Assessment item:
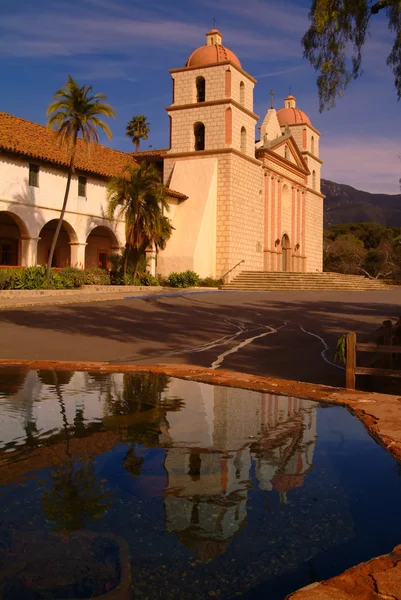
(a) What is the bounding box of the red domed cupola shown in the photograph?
[185,29,242,69]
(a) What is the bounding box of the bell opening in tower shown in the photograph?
[194,122,205,151]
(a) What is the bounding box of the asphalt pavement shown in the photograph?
[1,289,400,386]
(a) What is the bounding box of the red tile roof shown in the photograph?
[131,148,169,157]
[0,111,187,199]
[0,111,137,178]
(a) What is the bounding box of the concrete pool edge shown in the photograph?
[1,359,401,599]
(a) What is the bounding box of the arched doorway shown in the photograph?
[281,234,291,272]
[85,226,119,269]
[38,220,77,268]
[0,211,27,266]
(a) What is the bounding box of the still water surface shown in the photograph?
[0,369,401,599]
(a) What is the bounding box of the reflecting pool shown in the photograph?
[0,369,401,599]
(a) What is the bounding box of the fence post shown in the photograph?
[346,332,356,390]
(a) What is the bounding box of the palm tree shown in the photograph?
[46,75,115,278]
[107,161,173,282]
[125,115,150,152]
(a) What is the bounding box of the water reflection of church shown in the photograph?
[160,380,317,560]
[0,370,317,562]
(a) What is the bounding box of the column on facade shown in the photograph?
[70,242,87,269]
[296,189,301,272]
[301,192,306,272]
[21,237,40,267]
[277,178,282,271]
[263,171,270,271]
[291,186,296,272]
[270,176,276,271]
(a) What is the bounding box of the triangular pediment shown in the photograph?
[256,134,309,174]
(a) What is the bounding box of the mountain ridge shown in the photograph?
[322,179,401,227]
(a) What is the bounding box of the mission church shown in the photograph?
[0,28,323,279]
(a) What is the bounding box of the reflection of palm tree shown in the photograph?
[123,445,144,477]
[42,458,112,534]
[105,372,171,417]
[41,371,112,534]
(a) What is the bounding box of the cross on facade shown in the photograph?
[270,89,274,109]
[213,17,217,28]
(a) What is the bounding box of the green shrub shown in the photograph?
[58,267,86,289]
[156,274,168,287]
[139,272,159,286]
[167,270,200,288]
[0,269,15,290]
[83,267,111,286]
[198,276,223,288]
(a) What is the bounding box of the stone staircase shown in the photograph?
[221,271,393,291]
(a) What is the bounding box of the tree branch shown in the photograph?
[371,0,393,15]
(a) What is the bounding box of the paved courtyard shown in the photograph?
[1,289,401,387]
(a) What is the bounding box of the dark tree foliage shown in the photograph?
[303,0,401,110]
[324,222,401,277]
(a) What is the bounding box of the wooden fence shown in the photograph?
[346,319,401,389]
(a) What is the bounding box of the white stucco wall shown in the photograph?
[0,154,125,267]
[158,157,217,277]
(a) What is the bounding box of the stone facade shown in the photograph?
[0,27,324,277]
[158,29,324,279]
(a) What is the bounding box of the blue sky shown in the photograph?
[1,0,400,193]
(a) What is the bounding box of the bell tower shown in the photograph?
[166,29,258,158]
[160,29,264,282]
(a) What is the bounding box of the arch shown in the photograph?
[85,225,119,269]
[225,108,232,144]
[282,184,290,211]
[311,135,315,154]
[241,126,247,153]
[312,170,316,190]
[0,211,28,266]
[302,128,307,150]
[37,219,77,268]
[239,81,245,105]
[196,76,206,103]
[194,122,205,151]
[225,69,231,98]
[281,234,291,272]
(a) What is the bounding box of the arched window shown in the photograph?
[311,135,315,155]
[196,76,206,103]
[312,170,316,190]
[194,122,205,151]
[241,126,247,153]
[302,128,307,150]
[240,81,245,105]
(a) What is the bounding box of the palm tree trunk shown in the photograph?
[135,140,139,152]
[46,149,76,279]
[123,246,128,285]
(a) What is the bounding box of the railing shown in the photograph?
[221,259,245,281]
[345,319,401,388]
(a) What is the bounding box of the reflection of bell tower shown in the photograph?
[163,447,249,561]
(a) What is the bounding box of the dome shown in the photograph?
[277,95,311,126]
[186,29,242,69]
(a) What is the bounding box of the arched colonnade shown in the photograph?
[0,211,122,268]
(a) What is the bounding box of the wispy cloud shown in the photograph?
[199,0,308,34]
[255,65,308,79]
[0,6,304,61]
[321,136,401,194]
